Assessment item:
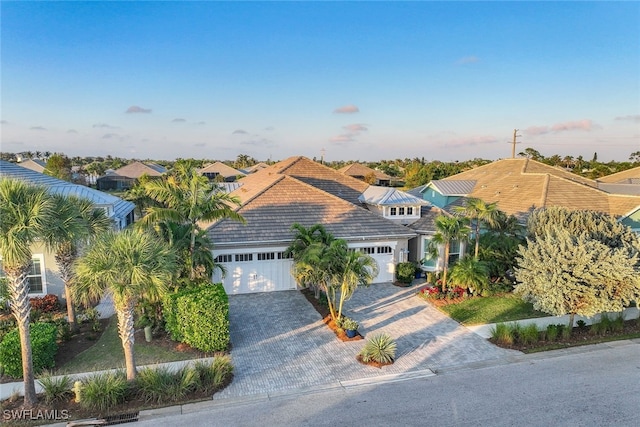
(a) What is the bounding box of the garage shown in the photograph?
[213,241,397,295]
[212,248,297,295]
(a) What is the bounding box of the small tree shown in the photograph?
[514,226,640,333]
[453,198,499,259]
[432,215,471,292]
[448,256,489,295]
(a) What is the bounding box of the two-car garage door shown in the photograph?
[213,242,398,295]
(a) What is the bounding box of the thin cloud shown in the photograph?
[67,129,78,134]
[524,119,595,136]
[615,114,640,122]
[93,123,118,129]
[0,120,7,124]
[30,126,46,131]
[102,133,119,139]
[456,55,480,65]
[446,135,499,148]
[126,105,152,114]
[264,126,275,131]
[240,138,275,147]
[196,121,206,125]
[232,129,249,135]
[343,123,368,133]
[329,134,356,143]
[194,143,206,147]
[172,118,186,123]
[333,104,359,114]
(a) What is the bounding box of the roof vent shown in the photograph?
[495,191,501,195]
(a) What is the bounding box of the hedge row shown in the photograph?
[0,322,58,378]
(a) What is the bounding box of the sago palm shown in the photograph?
[74,227,177,380]
[0,178,55,407]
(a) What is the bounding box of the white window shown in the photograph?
[359,247,376,255]
[377,246,392,254]
[235,254,253,262]
[257,252,275,261]
[277,252,293,260]
[448,240,462,265]
[215,254,232,263]
[407,207,413,215]
[399,207,405,215]
[0,254,46,295]
[390,207,397,216]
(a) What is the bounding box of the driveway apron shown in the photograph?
[215,283,520,399]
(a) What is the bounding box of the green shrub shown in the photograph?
[519,324,540,345]
[491,323,514,346]
[576,320,587,330]
[0,317,16,342]
[611,312,625,332]
[546,324,559,341]
[163,282,230,352]
[81,372,129,411]
[396,262,416,284]
[54,318,72,342]
[359,333,396,364]
[0,322,58,378]
[341,317,359,331]
[599,313,612,333]
[193,355,234,393]
[38,372,73,404]
[136,366,198,404]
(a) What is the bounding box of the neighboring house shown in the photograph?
[199,162,246,182]
[96,161,166,191]
[0,160,135,298]
[17,158,46,173]
[239,162,269,174]
[338,163,394,186]
[205,156,417,295]
[358,186,428,225]
[419,158,640,222]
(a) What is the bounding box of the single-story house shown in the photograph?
[0,160,135,298]
[16,158,46,173]
[96,161,166,191]
[339,163,395,186]
[205,156,420,294]
[199,162,245,182]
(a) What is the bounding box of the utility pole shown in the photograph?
[511,129,521,158]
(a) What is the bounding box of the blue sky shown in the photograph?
[1,1,639,162]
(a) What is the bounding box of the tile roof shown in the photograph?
[407,205,450,234]
[207,175,416,246]
[440,158,640,219]
[597,183,640,196]
[338,163,393,181]
[358,186,429,206]
[199,162,245,178]
[113,161,166,178]
[0,160,134,223]
[597,166,640,184]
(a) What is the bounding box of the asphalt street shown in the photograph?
[135,340,640,427]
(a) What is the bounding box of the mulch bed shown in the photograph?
[300,288,363,342]
[355,354,393,369]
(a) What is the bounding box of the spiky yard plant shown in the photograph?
[38,372,73,404]
[80,372,129,411]
[359,333,397,364]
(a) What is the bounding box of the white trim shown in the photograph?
[0,253,47,296]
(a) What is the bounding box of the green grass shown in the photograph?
[59,317,202,374]
[438,294,548,325]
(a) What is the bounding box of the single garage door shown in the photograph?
[213,250,297,295]
[354,245,395,283]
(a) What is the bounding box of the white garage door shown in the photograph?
[350,244,396,283]
[212,250,297,295]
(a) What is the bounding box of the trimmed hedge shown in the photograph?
[0,322,58,378]
[163,282,230,352]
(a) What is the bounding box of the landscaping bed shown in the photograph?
[301,288,363,341]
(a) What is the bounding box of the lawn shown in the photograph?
[59,316,210,374]
[437,294,548,325]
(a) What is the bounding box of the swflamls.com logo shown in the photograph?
[2,409,70,421]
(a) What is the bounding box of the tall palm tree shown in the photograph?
[42,194,112,330]
[286,223,334,298]
[0,178,54,407]
[334,247,379,321]
[74,228,177,380]
[432,215,471,292]
[454,198,499,259]
[138,161,244,279]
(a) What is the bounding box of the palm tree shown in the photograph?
[0,178,54,407]
[432,215,471,292]
[42,194,112,330]
[286,223,334,298]
[138,160,244,279]
[334,247,379,321]
[448,256,489,295]
[453,198,499,259]
[74,228,177,380]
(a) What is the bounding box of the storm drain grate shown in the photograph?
[102,412,139,425]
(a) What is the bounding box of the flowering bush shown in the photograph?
[419,285,467,301]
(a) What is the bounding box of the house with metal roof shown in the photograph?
[16,158,47,173]
[205,156,420,294]
[358,186,429,225]
[0,160,135,298]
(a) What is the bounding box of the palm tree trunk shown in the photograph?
[5,265,38,407]
[442,243,450,292]
[116,301,137,381]
[189,224,197,279]
[56,244,78,330]
[64,284,77,331]
[474,221,480,259]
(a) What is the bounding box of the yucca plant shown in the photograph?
[136,366,198,403]
[359,333,396,364]
[81,372,129,411]
[38,372,73,404]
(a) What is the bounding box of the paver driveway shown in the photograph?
[215,283,520,399]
